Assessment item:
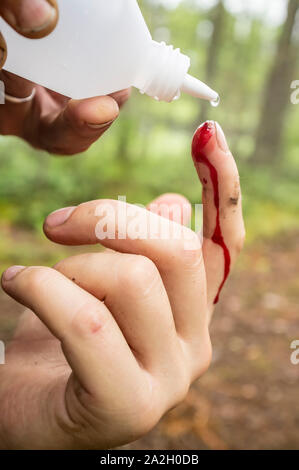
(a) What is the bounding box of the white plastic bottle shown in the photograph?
[0,0,219,104]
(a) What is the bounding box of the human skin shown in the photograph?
[0,0,130,155]
[0,122,245,449]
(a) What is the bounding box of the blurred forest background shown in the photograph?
[0,0,299,450]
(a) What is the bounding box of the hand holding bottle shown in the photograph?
[0,0,130,155]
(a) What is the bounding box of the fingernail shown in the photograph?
[46,206,76,228]
[0,47,6,69]
[215,122,229,153]
[110,88,131,107]
[2,266,25,282]
[6,0,57,34]
[87,120,114,130]
[0,35,7,69]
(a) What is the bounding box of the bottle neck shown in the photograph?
[134,40,190,103]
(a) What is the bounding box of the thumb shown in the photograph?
[0,0,58,41]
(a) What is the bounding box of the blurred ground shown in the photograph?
[0,229,299,450]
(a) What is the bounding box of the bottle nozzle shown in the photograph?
[181,74,219,105]
[135,41,220,104]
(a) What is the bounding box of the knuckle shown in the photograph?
[54,253,95,276]
[123,380,161,438]
[189,331,213,379]
[199,341,213,375]
[70,301,107,339]
[128,416,158,440]
[176,245,202,272]
[118,255,160,297]
[173,374,191,406]
[23,266,54,292]
[195,341,213,378]
[166,349,191,408]
[131,399,160,437]
[180,245,203,270]
[162,230,202,271]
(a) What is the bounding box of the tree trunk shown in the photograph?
[252,0,299,165]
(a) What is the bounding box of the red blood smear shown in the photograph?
[192,122,231,304]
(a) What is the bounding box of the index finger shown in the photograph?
[44,200,208,340]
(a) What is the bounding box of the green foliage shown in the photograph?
[0,0,298,259]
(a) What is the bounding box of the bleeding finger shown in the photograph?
[192,120,245,308]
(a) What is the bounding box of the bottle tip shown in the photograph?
[181,74,219,103]
[210,95,220,107]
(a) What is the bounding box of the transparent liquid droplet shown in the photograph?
[210,95,220,108]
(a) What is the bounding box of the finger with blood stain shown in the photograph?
[192,121,245,308]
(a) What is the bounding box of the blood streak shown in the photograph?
[192,121,231,304]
